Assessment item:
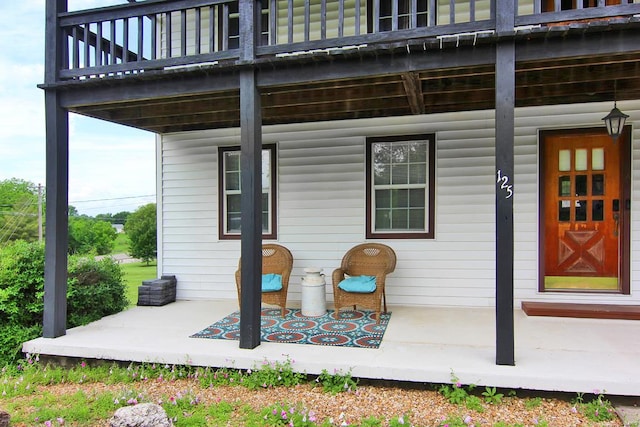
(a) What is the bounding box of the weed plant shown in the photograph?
[1,358,623,426]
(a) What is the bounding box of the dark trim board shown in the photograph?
[521,302,640,320]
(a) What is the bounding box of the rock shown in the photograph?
[109,403,173,427]
[0,410,10,427]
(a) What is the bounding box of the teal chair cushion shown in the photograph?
[338,275,376,293]
[262,273,283,292]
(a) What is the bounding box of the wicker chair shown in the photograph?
[332,243,397,324]
[235,244,293,317]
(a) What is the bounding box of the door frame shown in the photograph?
[538,126,632,294]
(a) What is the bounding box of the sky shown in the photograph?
[0,0,156,216]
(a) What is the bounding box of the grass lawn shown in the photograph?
[120,261,157,307]
[112,232,130,254]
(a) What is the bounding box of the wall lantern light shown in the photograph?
[602,82,629,142]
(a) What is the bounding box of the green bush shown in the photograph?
[0,241,126,366]
[67,256,127,327]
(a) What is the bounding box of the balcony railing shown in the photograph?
[56,0,639,81]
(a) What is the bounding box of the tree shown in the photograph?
[125,203,157,264]
[68,216,117,255]
[0,178,40,245]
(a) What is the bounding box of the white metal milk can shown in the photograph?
[301,267,326,317]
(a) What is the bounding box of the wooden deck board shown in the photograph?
[521,301,640,320]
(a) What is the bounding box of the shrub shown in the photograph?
[0,241,126,366]
[67,255,127,327]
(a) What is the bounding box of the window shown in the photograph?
[366,134,435,239]
[218,144,277,240]
[368,0,429,32]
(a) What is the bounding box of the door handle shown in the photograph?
[613,212,620,237]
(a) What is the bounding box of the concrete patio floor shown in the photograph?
[22,299,640,397]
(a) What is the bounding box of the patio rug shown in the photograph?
[190,308,391,349]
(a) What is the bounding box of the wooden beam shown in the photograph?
[495,0,515,367]
[401,72,425,115]
[43,0,70,339]
[239,0,262,350]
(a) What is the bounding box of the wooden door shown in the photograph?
[540,128,630,292]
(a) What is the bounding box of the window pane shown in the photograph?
[558,176,571,197]
[559,200,570,221]
[391,164,408,185]
[558,150,571,171]
[592,148,604,170]
[408,141,427,162]
[391,209,408,229]
[224,151,240,171]
[409,163,426,184]
[394,189,409,208]
[575,200,587,221]
[226,171,240,191]
[374,163,391,185]
[227,194,241,232]
[592,200,604,221]
[227,194,241,212]
[575,149,587,171]
[262,151,271,191]
[409,188,425,207]
[592,174,604,196]
[575,175,587,196]
[373,143,392,185]
[375,209,391,230]
[408,209,425,229]
[376,190,391,208]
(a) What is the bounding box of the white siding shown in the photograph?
[159,100,640,308]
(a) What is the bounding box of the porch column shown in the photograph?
[239,0,263,349]
[43,0,70,338]
[494,0,515,365]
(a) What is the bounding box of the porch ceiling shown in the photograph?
[62,24,640,134]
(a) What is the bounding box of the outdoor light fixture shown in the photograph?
[602,82,629,142]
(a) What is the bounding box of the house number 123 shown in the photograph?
[496,169,513,199]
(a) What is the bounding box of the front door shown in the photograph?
[540,128,630,293]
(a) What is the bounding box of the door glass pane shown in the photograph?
[592,200,604,221]
[559,201,570,221]
[592,174,604,196]
[558,176,571,196]
[575,200,587,221]
[592,148,604,170]
[558,150,571,171]
[575,149,587,171]
[575,175,587,196]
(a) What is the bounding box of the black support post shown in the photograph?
[238,0,263,349]
[495,0,516,366]
[43,0,70,338]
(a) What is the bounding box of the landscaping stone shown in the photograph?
[109,403,173,427]
[0,410,10,427]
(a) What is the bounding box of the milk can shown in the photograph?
[301,267,326,317]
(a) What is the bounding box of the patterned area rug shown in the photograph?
[190,308,391,349]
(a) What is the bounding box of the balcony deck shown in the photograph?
[45,0,640,133]
[22,299,640,397]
